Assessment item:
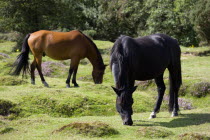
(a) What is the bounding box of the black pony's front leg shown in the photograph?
[149,74,166,119]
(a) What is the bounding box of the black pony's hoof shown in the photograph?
[74,84,79,87]
[171,112,178,117]
[66,84,70,88]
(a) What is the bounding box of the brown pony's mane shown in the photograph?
[78,31,105,70]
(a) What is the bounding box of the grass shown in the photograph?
[0,41,210,139]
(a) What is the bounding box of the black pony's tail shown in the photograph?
[11,34,31,77]
[168,39,182,112]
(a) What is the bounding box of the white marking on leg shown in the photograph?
[149,112,156,119]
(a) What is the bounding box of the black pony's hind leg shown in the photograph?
[149,74,166,119]
[168,64,181,117]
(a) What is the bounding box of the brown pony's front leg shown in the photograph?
[72,65,79,87]
[35,55,49,87]
[66,58,80,88]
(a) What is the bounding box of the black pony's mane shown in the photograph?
[110,36,128,89]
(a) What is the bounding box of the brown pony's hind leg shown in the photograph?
[35,55,49,87]
[66,58,80,88]
[31,59,36,85]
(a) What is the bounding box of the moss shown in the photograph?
[0,127,15,134]
[19,94,115,117]
[137,127,173,138]
[178,133,210,140]
[0,99,21,118]
[54,121,119,137]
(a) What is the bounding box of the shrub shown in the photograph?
[191,82,210,98]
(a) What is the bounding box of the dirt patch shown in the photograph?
[53,121,119,137]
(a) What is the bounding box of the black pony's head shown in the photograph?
[112,86,137,126]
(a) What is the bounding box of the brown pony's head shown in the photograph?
[92,65,106,84]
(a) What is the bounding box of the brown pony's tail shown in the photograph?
[11,34,31,77]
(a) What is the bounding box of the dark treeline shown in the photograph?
[0,0,210,48]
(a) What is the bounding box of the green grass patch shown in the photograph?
[54,121,119,137]
[0,41,210,139]
[0,76,28,86]
[178,133,210,140]
[137,126,173,138]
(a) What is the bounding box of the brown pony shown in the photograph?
[12,30,106,87]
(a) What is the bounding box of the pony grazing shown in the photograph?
[110,34,182,126]
[12,30,106,87]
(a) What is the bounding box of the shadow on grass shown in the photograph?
[133,113,210,128]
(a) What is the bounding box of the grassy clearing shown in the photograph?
[0,41,210,139]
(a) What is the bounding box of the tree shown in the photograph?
[190,0,210,45]
[144,0,198,46]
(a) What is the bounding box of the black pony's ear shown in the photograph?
[111,86,120,96]
[130,86,138,94]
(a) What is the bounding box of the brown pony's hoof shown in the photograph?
[42,81,49,87]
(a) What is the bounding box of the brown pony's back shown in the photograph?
[28,30,88,60]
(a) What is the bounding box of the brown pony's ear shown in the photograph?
[111,86,121,96]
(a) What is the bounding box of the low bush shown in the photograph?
[191,82,210,98]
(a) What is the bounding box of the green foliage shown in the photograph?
[190,0,210,45]
[55,121,119,137]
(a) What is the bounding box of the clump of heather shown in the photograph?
[191,82,210,98]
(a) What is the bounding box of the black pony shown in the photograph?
[110,34,182,126]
